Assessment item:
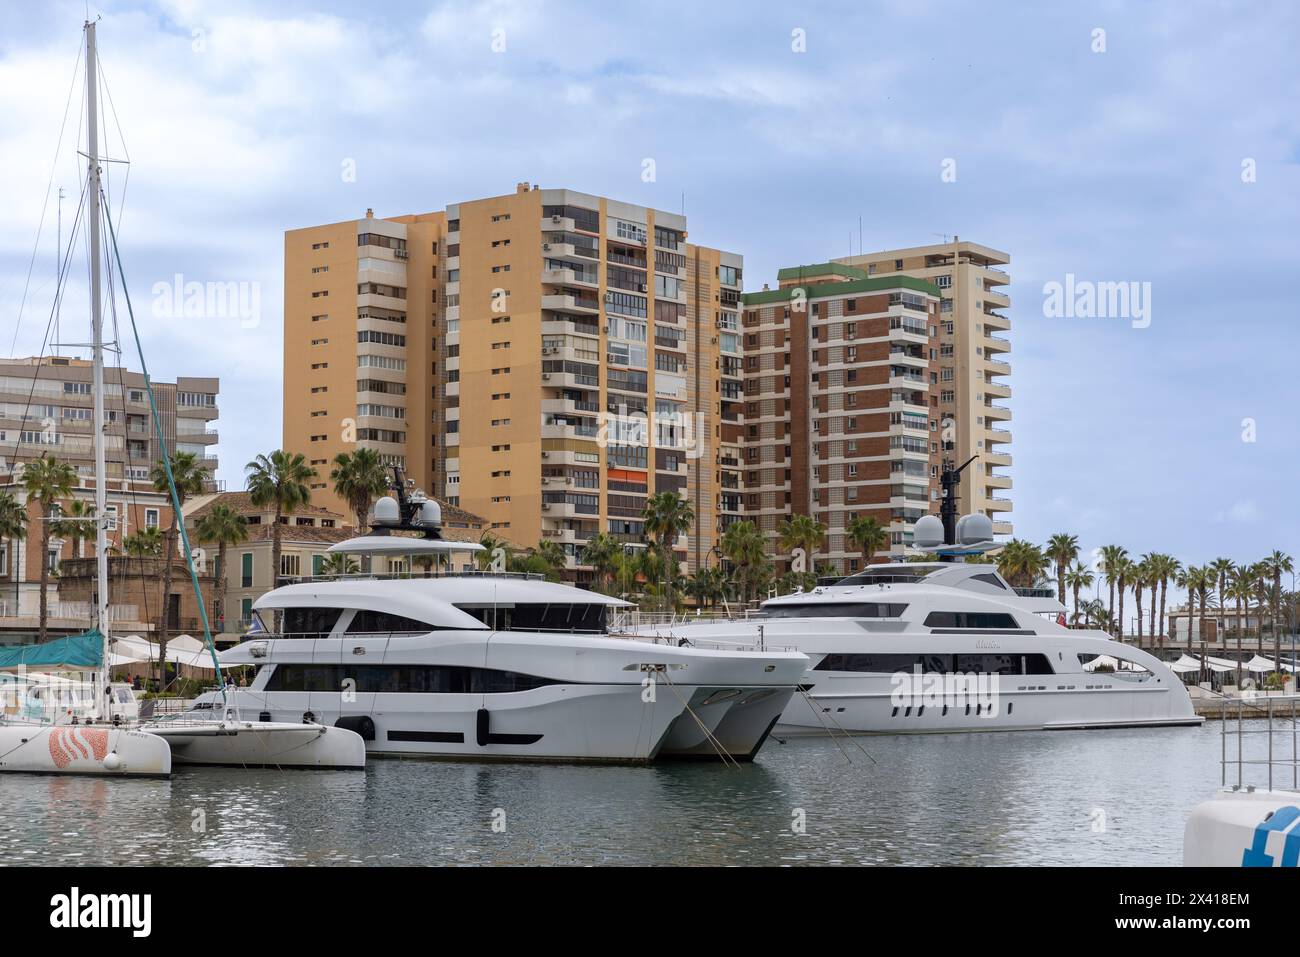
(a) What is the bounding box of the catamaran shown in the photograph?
[0,20,363,775]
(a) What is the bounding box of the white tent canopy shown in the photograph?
[1170,653,1233,674]
[110,635,216,671]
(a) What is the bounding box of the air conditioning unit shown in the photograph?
[552,215,562,223]
[541,451,550,458]
[542,503,551,510]
[638,284,648,292]
[542,373,551,380]
[542,243,551,251]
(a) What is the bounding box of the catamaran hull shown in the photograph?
[0,725,172,777]
[201,683,796,763]
[145,722,366,769]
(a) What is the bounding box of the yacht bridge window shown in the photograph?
[346,609,440,635]
[764,602,907,619]
[816,653,1054,675]
[455,603,607,633]
[263,663,562,694]
[923,611,1020,630]
[281,607,344,640]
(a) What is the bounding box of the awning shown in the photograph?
[1245,654,1299,674]
[0,631,104,671]
[112,636,217,671]
[1171,653,1232,673]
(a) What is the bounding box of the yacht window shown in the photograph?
[346,610,436,635]
[924,611,1019,629]
[971,573,1008,589]
[1079,654,1152,677]
[816,652,1052,675]
[765,602,907,619]
[835,566,937,586]
[263,663,561,693]
[281,607,344,640]
[456,603,607,633]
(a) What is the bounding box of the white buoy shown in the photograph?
[102,751,122,772]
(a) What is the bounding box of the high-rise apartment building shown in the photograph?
[834,240,1012,537]
[741,266,945,568]
[0,355,219,603]
[284,184,744,580]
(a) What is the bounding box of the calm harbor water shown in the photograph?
[0,723,1236,866]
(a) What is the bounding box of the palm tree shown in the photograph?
[777,514,825,585]
[579,532,622,594]
[641,491,694,610]
[1179,565,1214,680]
[1227,567,1252,651]
[51,499,95,560]
[151,451,209,681]
[1209,558,1235,613]
[1262,551,1294,669]
[532,539,567,581]
[1132,557,1151,644]
[996,539,1047,589]
[687,565,727,610]
[245,450,316,591]
[1064,561,1094,625]
[123,527,163,556]
[22,456,76,642]
[0,489,28,585]
[845,514,888,568]
[1045,533,1080,606]
[476,532,507,571]
[1081,598,1111,631]
[194,503,248,633]
[1098,545,1128,638]
[318,552,360,577]
[1113,556,1134,641]
[329,448,388,529]
[720,520,768,605]
[1151,553,1181,646]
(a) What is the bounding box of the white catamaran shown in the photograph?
[0,20,364,775]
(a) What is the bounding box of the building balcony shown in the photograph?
[986,426,1012,445]
[985,473,1012,490]
[984,357,1011,375]
[542,267,598,288]
[541,240,576,258]
[888,374,926,389]
[986,496,1013,512]
[541,397,600,416]
[541,419,599,441]
[983,289,1011,307]
[983,380,1011,398]
[984,333,1011,354]
[981,265,1010,286]
[888,398,929,415]
[983,401,1011,421]
[175,428,218,444]
[888,351,927,369]
[983,312,1011,331]
[984,451,1012,467]
[540,370,599,391]
[541,293,600,314]
[542,317,600,339]
[542,214,576,232]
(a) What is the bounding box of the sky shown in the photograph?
[1,0,1297,594]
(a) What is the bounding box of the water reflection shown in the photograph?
[0,724,1228,866]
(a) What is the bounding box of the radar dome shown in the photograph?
[373,496,400,525]
[913,515,944,549]
[418,500,442,527]
[957,512,993,545]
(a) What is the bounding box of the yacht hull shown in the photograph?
[0,724,172,777]
[1184,789,1300,867]
[145,721,366,769]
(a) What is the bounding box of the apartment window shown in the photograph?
[280,553,300,578]
[241,553,253,588]
[894,259,903,269]
[311,362,329,370]
[311,290,328,298]
[311,266,329,274]
[491,214,511,223]
[311,314,328,322]
[311,241,330,250]
[311,338,328,346]
[145,508,160,529]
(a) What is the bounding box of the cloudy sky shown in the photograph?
[2,0,1297,587]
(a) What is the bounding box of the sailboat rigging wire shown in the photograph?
[100,195,226,707]
[95,55,131,230]
[8,37,83,357]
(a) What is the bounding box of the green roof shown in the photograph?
[742,274,942,306]
[775,262,868,282]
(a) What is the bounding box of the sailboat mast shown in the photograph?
[85,20,111,710]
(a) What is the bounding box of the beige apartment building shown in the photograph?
[742,266,945,567]
[0,356,219,628]
[835,240,1013,537]
[284,184,744,581]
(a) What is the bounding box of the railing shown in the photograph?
[1219,694,1300,792]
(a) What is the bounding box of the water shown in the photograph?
[0,723,1241,866]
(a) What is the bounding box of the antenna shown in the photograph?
[54,186,65,354]
[938,453,978,560]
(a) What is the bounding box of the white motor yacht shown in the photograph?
[189,487,808,764]
[638,560,1201,735]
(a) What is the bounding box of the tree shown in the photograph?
[194,503,248,633]
[476,532,507,571]
[1045,533,1080,606]
[1080,598,1111,631]
[1064,561,1094,626]
[777,514,826,582]
[1114,556,1134,642]
[1150,553,1181,646]
[1262,551,1294,670]
[579,532,622,595]
[641,491,694,610]
[846,515,888,568]
[1132,558,1152,644]
[245,450,316,593]
[720,520,768,605]
[687,565,727,610]
[0,490,28,588]
[1227,567,1252,651]
[22,456,76,642]
[123,527,163,556]
[330,448,388,530]
[318,552,360,577]
[1098,545,1129,638]
[1179,565,1214,680]
[151,451,209,684]
[51,499,95,560]
[996,539,1047,589]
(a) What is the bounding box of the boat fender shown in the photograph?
[303,710,316,724]
[258,711,271,722]
[335,715,376,741]
[476,708,490,746]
